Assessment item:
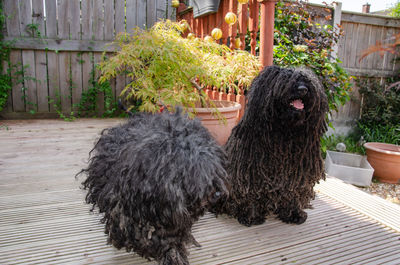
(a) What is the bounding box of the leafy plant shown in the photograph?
[355,77,400,145]
[0,2,11,112]
[357,123,400,145]
[98,20,260,113]
[48,91,75,122]
[75,66,119,118]
[357,78,400,127]
[390,0,400,17]
[321,134,365,156]
[273,0,352,114]
[26,23,42,38]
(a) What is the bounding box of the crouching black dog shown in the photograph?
[79,109,229,264]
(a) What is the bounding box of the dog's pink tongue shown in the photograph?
[291,99,304,110]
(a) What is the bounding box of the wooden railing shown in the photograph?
[177,0,276,119]
[178,0,259,55]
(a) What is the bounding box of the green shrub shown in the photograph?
[273,0,352,114]
[357,78,400,127]
[0,3,11,112]
[357,123,400,145]
[99,20,261,113]
[355,77,400,145]
[321,134,365,156]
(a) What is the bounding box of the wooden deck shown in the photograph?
[1,119,400,265]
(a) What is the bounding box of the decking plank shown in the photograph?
[0,119,399,264]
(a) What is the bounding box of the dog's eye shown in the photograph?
[214,191,221,198]
[298,85,308,94]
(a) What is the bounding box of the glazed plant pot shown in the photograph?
[364,142,400,184]
[191,100,241,145]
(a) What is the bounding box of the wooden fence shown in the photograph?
[334,10,400,131]
[1,0,399,124]
[1,0,173,119]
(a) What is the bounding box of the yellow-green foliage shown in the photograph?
[98,20,261,113]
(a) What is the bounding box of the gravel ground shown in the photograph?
[359,180,400,205]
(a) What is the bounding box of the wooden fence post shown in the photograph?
[331,2,342,61]
[259,0,276,68]
[248,0,259,56]
[228,0,238,50]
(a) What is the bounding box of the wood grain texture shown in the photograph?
[3,1,22,112]
[0,120,399,264]
[32,0,48,112]
[81,0,94,95]
[18,0,37,113]
[57,0,72,113]
[45,0,59,113]
[126,0,137,33]
[341,11,400,28]
[114,0,126,99]
[3,0,20,37]
[93,0,105,115]
[147,0,157,28]
[137,0,147,29]
[70,0,83,112]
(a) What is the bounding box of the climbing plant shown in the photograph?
[273,0,352,114]
[0,2,11,112]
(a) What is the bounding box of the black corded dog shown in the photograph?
[215,66,329,226]
[80,108,229,264]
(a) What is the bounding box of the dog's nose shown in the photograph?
[297,85,308,95]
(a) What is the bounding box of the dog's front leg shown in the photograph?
[160,246,189,265]
[236,202,266,227]
[276,203,307,224]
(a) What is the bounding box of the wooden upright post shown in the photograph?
[248,0,259,56]
[259,0,276,67]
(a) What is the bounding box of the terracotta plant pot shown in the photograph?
[364,142,400,184]
[192,100,241,145]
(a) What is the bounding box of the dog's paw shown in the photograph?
[278,209,307,224]
[160,248,189,265]
[237,215,266,227]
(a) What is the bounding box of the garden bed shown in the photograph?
[359,182,400,205]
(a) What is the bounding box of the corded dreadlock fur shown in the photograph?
[79,109,229,264]
[215,65,329,226]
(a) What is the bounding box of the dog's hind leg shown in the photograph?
[276,206,308,224]
[160,247,189,265]
[236,203,266,227]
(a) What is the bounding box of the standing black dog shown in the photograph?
[80,109,229,264]
[216,66,329,226]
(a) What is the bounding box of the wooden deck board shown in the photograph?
[1,119,400,264]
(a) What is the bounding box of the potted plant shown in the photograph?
[98,20,260,144]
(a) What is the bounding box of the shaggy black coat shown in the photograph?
[80,109,229,264]
[216,65,329,226]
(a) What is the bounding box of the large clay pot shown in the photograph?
[364,142,400,184]
[192,100,241,145]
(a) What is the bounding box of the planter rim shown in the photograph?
[192,100,241,113]
[364,142,400,156]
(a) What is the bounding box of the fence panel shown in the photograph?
[1,0,173,118]
[333,12,400,127]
